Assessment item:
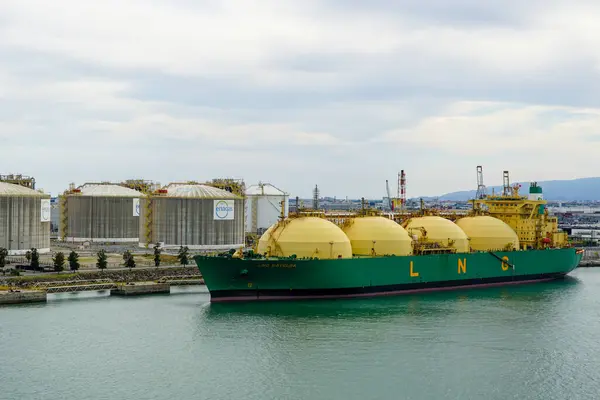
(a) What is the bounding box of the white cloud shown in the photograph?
[82,113,341,147]
[1,0,600,198]
[3,0,600,83]
[378,101,600,155]
[0,0,407,80]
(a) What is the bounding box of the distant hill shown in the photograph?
[431,177,600,201]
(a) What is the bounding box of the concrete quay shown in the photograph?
[1,278,205,305]
[0,290,47,305]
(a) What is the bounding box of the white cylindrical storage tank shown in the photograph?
[0,182,51,255]
[61,183,142,243]
[245,183,289,235]
[139,184,245,250]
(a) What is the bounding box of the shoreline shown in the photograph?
[0,265,205,305]
[579,260,600,267]
[1,265,200,288]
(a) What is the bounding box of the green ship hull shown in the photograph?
[193,248,583,302]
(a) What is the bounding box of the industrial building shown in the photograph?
[0,180,51,255]
[50,197,60,234]
[245,183,289,235]
[60,183,142,243]
[139,183,245,250]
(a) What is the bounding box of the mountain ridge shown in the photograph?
[421,177,600,201]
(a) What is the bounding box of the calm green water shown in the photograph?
[2,269,600,400]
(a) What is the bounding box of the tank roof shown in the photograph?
[77,184,141,197]
[455,216,519,251]
[164,184,240,199]
[342,216,412,256]
[456,215,515,228]
[404,215,470,252]
[257,216,352,259]
[0,181,48,197]
[246,183,287,196]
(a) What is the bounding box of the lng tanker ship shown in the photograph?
[194,180,583,302]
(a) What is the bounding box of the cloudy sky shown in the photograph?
[2,0,600,199]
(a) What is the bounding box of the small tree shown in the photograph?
[30,248,39,270]
[122,250,136,270]
[177,246,189,266]
[96,249,108,271]
[68,251,80,271]
[153,244,161,267]
[52,251,65,272]
[25,250,31,263]
[0,247,8,274]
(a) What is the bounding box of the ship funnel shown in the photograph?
[528,182,543,201]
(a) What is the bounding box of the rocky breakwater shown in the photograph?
[579,260,600,267]
[1,267,202,289]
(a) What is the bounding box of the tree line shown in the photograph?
[1,245,192,274]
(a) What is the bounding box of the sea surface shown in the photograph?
[2,269,600,400]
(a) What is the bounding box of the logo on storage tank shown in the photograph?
[133,198,140,217]
[40,199,51,222]
[214,200,235,220]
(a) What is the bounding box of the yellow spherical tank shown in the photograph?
[256,223,276,255]
[342,216,413,256]
[403,216,470,253]
[256,217,352,259]
[455,216,519,251]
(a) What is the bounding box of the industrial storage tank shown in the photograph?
[60,183,142,243]
[256,217,352,259]
[140,183,245,250]
[403,216,470,253]
[245,182,289,235]
[342,216,412,256]
[0,182,51,255]
[455,216,519,251]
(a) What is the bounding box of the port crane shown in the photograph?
[385,180,393,210]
